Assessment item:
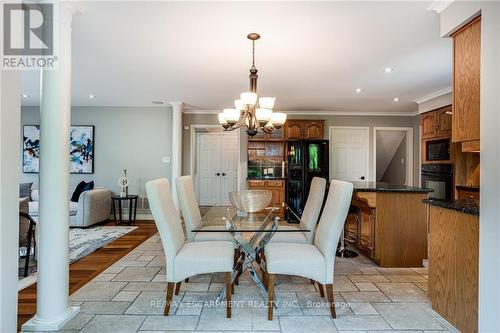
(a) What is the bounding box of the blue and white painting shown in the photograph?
[23,125,40,173]
[23,125,95,174]
[70,126,94,174]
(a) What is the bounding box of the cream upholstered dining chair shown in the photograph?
[176,175,241,288]
[268,177,326,245]
[176,175,235,244]
[146,178,234,318]
[264,179,354,320]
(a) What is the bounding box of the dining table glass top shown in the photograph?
[192,205,311,233]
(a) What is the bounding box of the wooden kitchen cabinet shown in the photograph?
[247,179,285,216]
[350,191,428,267]
[452,17,480,143]
[436,107,452,137]
[429,206,478,333]
[421,112,437,139]
[284,120,324,140]
[421,106,452,139]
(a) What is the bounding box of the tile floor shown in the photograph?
[50,234,459,333]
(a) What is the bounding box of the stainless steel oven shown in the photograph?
[421,164,453,200]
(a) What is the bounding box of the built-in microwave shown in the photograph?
[425,139,450,161]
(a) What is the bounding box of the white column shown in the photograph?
[170,102,184,210]
[22,2,79,331]
[0,71,22,333]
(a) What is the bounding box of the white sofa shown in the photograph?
[28,188,112,227]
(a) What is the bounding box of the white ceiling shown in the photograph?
[21,1,452,114]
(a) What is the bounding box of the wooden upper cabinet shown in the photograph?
[285,121,303,140]
[452,17,481,143]
[304,121,323,139]
[422,112,438,139]
[436,106,452,137]
[421,106,452,140]
[284,120,324,140]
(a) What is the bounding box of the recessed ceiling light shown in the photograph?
[393,97,400,102]
[355,88,362,93]
[384,67,393,73]
[89,94,95,99]
[152,101,164,105]
[21,94,29,98]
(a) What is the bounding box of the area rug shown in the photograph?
[18,226,136,290]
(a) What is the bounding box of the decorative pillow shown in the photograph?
[19,182,33,199]
[70,181,95,202]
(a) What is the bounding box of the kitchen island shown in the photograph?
[346,181,432,267]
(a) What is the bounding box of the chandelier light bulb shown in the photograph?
[218,113,227,124]
[255,108,273,127]
[234,99,244,111]
[259,97,275,109]
[223,108,240,125]
[271,112,287,129]
[240,92,258,106]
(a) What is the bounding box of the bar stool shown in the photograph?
[336,205,359,258]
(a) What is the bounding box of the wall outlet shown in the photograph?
[162,156,171,164]
[183,125,190,130]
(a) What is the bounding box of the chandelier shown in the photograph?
[218,33,287,136]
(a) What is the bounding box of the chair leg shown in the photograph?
[234,249,240,285]
[164,282,175,316]
[267,273,275,321]
[226,272,232,318]
[318,282,325,298]
[174,282,181,295]
[326,284,336,318]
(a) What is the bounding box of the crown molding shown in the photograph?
[183,109,418,117]
[427,1,455,14]
[414,86,452,104]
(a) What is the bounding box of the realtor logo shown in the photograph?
[2,3,56,69]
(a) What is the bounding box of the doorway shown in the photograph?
[329,126,370,181]
[373,127,413,186]
[193,129,239,206]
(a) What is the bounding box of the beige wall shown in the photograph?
[182,113,421,186]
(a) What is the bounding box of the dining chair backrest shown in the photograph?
[146,178,186,281]
[301,177,327,243]
[313,179,354,284]
[176,175,202,241]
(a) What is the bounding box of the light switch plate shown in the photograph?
[162,156,171,163]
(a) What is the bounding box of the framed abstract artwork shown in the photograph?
[23,125,40,173]
[70,126,95,174]
[22,125,95,174]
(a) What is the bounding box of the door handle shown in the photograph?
[222,173,227,176]
[215,173,220,176]
[360,176,365,180]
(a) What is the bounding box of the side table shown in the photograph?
[111,195,139,225]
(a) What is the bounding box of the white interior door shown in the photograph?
[330,127,369,181]
[197,132,238,205]
[219,133,239,205]
[197,133,220,205]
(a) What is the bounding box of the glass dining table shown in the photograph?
[192,204,310,302]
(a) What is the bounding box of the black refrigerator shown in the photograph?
[286,140,329,223]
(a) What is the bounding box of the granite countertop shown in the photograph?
[247,177,286,180]
[456,185,480,192]
[351,181,433,193]
[423,198,479,216]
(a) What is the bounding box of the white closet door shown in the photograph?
[197,133,221,205]
[330,127,369,181]
[219,133,239,205]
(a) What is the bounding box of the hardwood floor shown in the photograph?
[17,220,157,332]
